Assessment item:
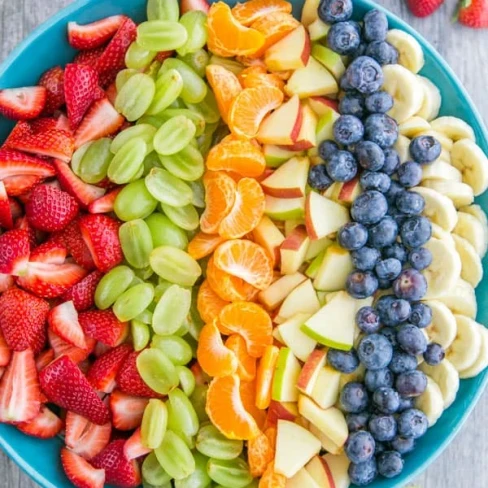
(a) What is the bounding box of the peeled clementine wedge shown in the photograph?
[232,0,292,26]
[265,426,277,452]
[240,379,267,429]
[238,66,286,92]
[259,463,287,488]
[248,430,274,477]
[206,65,243,124]
[188,232,226,260]
[197,280,230,324]
[225,334,257,382]
[255,345,280,409]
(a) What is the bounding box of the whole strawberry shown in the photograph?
[406,0,444,16]
[457,0,488,27]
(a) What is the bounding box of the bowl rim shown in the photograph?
[0,0,487,487]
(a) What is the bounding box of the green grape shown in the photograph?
[74,138,113,184]
[108,138,146,184]
[146,60,162,80]
[138,114,168,128]
[143,452,172,486]
[119,219,153,269]
[137,348,179,395]
[95,265,135,310]
[126,41,157,70]
[133,266,154,281]
[145,213,189,250]
[160,58,207,104]
[156,430,196,480]
[196,425,243,461]
[146,69,184,116]
[143,152,163,175]
[198,121,220,158]
[145,168,194,207]
[163,109,205,137]
[147,0,180,22]
[174,319,191,338]
[130,275,145,288]
[161,203,200,231]
[131,162,146,182]
[207,459,253,488]
[177,365,196,397]
[159,145,204,182]
[113,283,155,322]
[170,98,186,109]
[189,180,205,208]
[190,385,209,423]
[152,335,193,366]
[152,284,192,336]
[111,124,157,155]
[135,308,154,324]
[208,56,244,75]
[131,320,151,351]
[183,332,198,358]
[141,399,168,449]
[71,142,90,178]
[154,116,196,156]
[178,49,209,78]
[168,389,200,440]
[186,89,220,125]
[137,21,188,51]
[177,11,208,57]
[114,179,158,221]
[175,451,212,488]
[154,282,172,302]
[115,73,156,122]
[150,246,201,286]
[116,68,140,92]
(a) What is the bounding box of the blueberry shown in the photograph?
[319,140,339,161]
[389,350,417,374]
[346,431,376,464]
[364,114,399,148]
[423,342,445,365]
[351,42,368,59]
[387,206,408,228]
[377,451,404,478]
[357,334,393,370]
[365,41,398,65]
[348,459,378,486]
[393,268,428,301]
[397,408,428,439]
[397,324,428,355]
[334,115,364,145]
[383,242,408,263]
[340,382,370,413]
[375,442,387,455]
[347,270,379,298]
[378,278,392,289]
[340,73,355,92]
[396,370,428,397]
[382,148,401,175]
[379,298,411,327]
[307,164,333,191]
[396,190,425,215]
[338,222,369,250]
[369,414,397,441]
[327,21,361,55]
[400,216,432,249]
[347,411,371,432]
[339,93,365,118]
[397,161,422,188]
[385,180,404,205]
[410,302,432,328]
[391,436,415,454]
[375,258,402,281]
[345,56,384,94]
[326,150,358,182]
[356,141,385,171]
[356,306,381,334]
[351,190,388,225]
[398,396,414,412]
[365,91,393,113]
[408,247,432,271]
[380,327,398,348]
[373,387,400,415]
[318,0,353,23]
[410,136,442,164]
[360,171,391,193]
[327,348,360,373]
[368,216,398,249]
[364,368,394,392]
[352,246,381,271]
[363,10,388,41]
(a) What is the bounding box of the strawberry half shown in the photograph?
[0,87,47,120]
[62,270,103,311]
[457,0,488,27]
[48,301,87,349]
[116,351,159,398]
[61,448,106,488]
[62,220,97,270]
[35,348,54,371]
[74,47,105,68]
[48,328,96,364]
[181,0,210,14]
[0,349,41,423]
[0,148,56,181]
[124,427,151,460]
[0,229,30,275]
[0,181,14,229]
[30,237,68,264]
[0,331,12,367]
[17,405,64,439]
[14,216,37,248]
[79,310,128,347]
[68,15,128,50]
[109,390,149,431]
[3,175,43,197]
[38,66,65,115]
[88,187,122,214]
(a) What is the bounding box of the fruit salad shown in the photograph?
[0,0,487,486]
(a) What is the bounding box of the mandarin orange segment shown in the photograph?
[239,67,286,93]
[259,462,287,488]
[225,334,257,382]
[197,279,230,324]
[232,0,292,26]
[206,374,261,440]
[264,426,277,453]
[188,232,226,260]
[240,379,267,429]
[218,301,273,358]
[206,65,243,124]
[255,345,280,409]
[197,321,238,377]
[228,86,284,139]
[236,56,268,69]
[213,239,274,291]
[248,430,275,477]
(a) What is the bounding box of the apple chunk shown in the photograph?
[313,243,354,292]
[311,365,341,409]
[277,313,316,362]
[252,216,285,265]
[265,25,311,72]
[296,349,327,395]
[271,347,301,402]
[266,400,298,427]
[301,0,321,26]
[265,195,305,221]
[308,18,331,41]
[281,105,317,151]
[261,156,310,199]
[308,97,339,118]
[276,279,321,323]
[309,423,343,455]
[305,456,336,488]
[264,145,304,168]
[322,453,351,488]
[280,225,310,275]
[312,44,346,80]
[258,272,307,311]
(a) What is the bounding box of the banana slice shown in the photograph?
[382,65,424,123]
[419,359,460,409]
[439,148,451,164]
[446,315,482,372]
[430,116,476,142]
[414,376,444,426]
[459,325,488,379]
[399,116,431,138]
[450,139,488,196]
[460,203,488,228]
[430,222,456,248]
[386,29,425,74]
[421,180,474,209]
[453,211,488,257]
[421,160,462,183]
[416,76,442,121]
[413,187,458,232]
[452,234,483,287]
[422,238,462,300]
[394,134,411,163]
[437,279,477,319]
[417,129,453,152]
[423,300,458,350]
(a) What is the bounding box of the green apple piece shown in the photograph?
[264,145,303,168]
[277,313,315,362]
[305,236,332,261]
[312,44,346,80]
[308,106,340,159]
[296,349,327,395]
[311,365,341,409]
[284,218,304,237]
[265,195,305,221]
[309,424,342,455]
[271,347,301,402]
[308,18,331,41]
[280,225,310,275]
[306,249,326,279]
[301,0,321,26]
[313,243,353,292]
[258,272,307,311]
[273,326,285,345]
[275,420,321,478]
[322,453,351,488]
[317,291,328,306]
[252,215,285,265]
[261,156,310,199]
[276,279,321,324]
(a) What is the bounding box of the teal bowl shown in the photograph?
[0,0,487,487]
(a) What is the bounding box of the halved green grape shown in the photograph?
[152,335,193,365]
[163,109,205,137]
[111,124,157,155]
[116,68,140,92]
[71,142,91,177]
[150,246,201,286]
[186,88,220,125]
[131,319,151,351]
[168,389,200,440]
[119,219,153,269]
[196,425,243,461]
[114,179,158,221]
[152,284,192,336]
[175,452,212,488]
[131,162,146,182]
[177,365,196,397]
[145,213,189,250]
[146,60,163,80]
[207,459,253,488]
[154,116,196,156]
[135,308,154,325]
[190,385,209,423]
[145,168,194,207]
[115,73,156,122]
[137,348,179,395]
[143,152,163,175]
[174,319,191,338]
[161,203,200,231]
[197,122,220,158]
[142,399,168,449]
[126,41,157,70]
[108,138,147,184]
[142,452,172,486]
[146,69,184,116]
[208,55,244,75]
[177,11,208,57]
[130,275,145,288]
[160,58,207,104]
[95,265,135,310]
[147,0,179,21]
[113,283,155,322]
[159,145,204,182]
[156,430,196,480]
[189,180,205,208]
[178,49,209,78]
[137,21,188,51]
[76,138,113,184]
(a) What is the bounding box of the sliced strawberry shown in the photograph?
[0,228,30,275]
[38,66,65,115]
[48,301,87,349]
[116,351,159,398]
[0,148,55,180]
[3,175,43,197]
[62,220,97,270]
[0,349,41,423]
[0,331,11,367]
[68,15,128,50]
[17,405,63,438]
[14,216,37,248]
[62,270,103,311]
[48,328,95,364]
[88,187,122,214]
[180,0,210,14]
[54,112,72,132]
[0,181,14,229]
[124,427,151,460]
[79,214,122,273]
[0,87,47,120]
[61,448,106,488]
[3,120,33,146]
[35,348,54,371]
[91,439,141,488]
[0,273,14,293]
[74,47,105,68]
[39,355,110,425]
[105,82,118,106]
[30,117,59,133]
[74,97,124,149]
[30,237,68,264]
[109,390,149,431]
[79,310,128,347]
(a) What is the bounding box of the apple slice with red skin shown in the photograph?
[296,349,327,395]
[252,216,285,265]
[258,272,306,311]
[265,25,311,72]
[261,156,310,198]
[279,105,317,151]
[308,96,339,116]
[280,225,310,275]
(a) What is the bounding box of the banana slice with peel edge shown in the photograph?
[436,279,477,319]
[453,211,488,257]
[414,186,458,232]
[459,326,488,379]
[422,300,458,350]
[414,376,444,427]
[421,160,462,184]
[452,234,483,287]
[430,116,476,142]
[386,29,425,74]
[421,180,474,209]
[416,76,442,121]
[419,359,460,409]
[446,315,482,372]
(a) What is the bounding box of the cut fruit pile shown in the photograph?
[0,0,488,487]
